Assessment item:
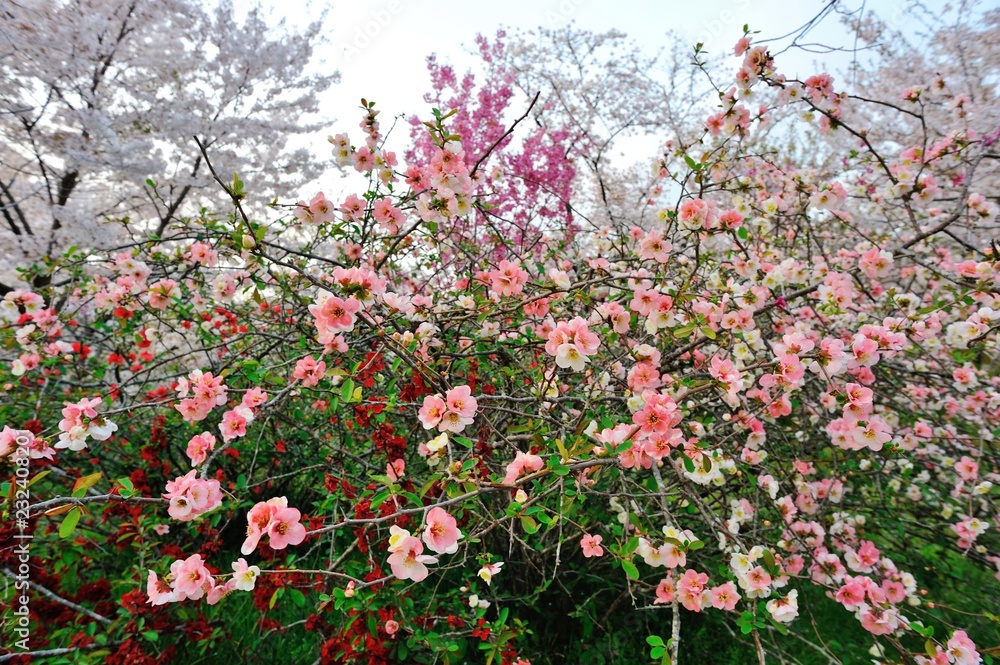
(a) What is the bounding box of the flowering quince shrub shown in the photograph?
[2,12,1000,665]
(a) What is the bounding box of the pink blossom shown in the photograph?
[185,432,217,466]
[163,470,222,522]
[267,507,307,550]
[387,458,405,481]
[293,355,326,388]
[743,566,772,591]
[206,578,236,605]
[946,630,981,665]
[503,450,545,484]
[146,570,179,606]
[488,259,530,297]
[171,554,211,600]
[954,456,979,481]
[654,575,675,604]
[387,535,438,582]
[708,581,741,611]
[241,497,306,554]
[676,569,709,612]
[445,385,478,420]
[241,387,268,408]
[422,506,462,554]
[309,295,361,332]
[580,534,604,558]
[219,408,249,442]
[308,191,337,224]
[373,199,405,234]
[639,231,672,263]
[835,580,867,610]
[418,395,447,429]
[851,417,892,451]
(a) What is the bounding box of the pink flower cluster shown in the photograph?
[386,507,463,582]
[174,369,228,423]
[858,247,894,279]
[309,294,360,349]
[918,631,981,665]
[218,387,268,443]
[624,390,685,468]
[825,382,892,452]
[293,191,337,225]
[418,385,478,433]
[147,278,179,310]
[241,497,307,555]
[628,288,675,333]
[147,555,260,606]
[486,259,530,298]
[502,450,544,484]
[293,355,327,388]
[163,470,223,521]
[0,426,54,460]
[331,266,386,305]
[545,317,600,371]
[387,532,438,583]
[55,396,117,451]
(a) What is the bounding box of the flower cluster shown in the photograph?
[418,385,479,433]
[163,470,223,521]
[241,497,307,555]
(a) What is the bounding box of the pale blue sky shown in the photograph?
[246,0,951,184]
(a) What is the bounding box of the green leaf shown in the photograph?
[27,470,51,488]
[370,490,391,510]
[419,475,440,498]
[520,515,540,534]
[555,438,569,461]
[646,635,665,647]
[621,560,640,580]
[341,378,356,402]
[673,323,696,338]
[761,549,777,575]
[59,507,82,539]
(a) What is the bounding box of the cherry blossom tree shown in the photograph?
[0,0,338,289]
